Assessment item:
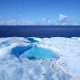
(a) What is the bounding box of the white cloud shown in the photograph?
[73,21,80,25]
[59,14,68,21]
[58,14,69,25]
[0,14,79,25]
[0,20,6,25]
[43,18,52,23]
[42,18,54,25]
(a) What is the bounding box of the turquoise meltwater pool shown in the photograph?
[23,45,59,60]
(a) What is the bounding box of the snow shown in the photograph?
[0,37,80,80]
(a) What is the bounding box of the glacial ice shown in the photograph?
[0,37,80,80]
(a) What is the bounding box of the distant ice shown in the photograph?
[0,37,80,80]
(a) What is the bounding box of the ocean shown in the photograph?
[0,25,80,37]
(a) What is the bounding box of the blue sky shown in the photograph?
[0,0,80,25]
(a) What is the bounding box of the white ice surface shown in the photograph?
[0,37,80,80]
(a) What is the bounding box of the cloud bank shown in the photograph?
[0,14,80,25]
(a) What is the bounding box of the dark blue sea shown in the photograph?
[0,25,80,37]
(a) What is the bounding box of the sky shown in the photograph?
[0,0,80,25]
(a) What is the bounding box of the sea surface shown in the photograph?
[0,25,80,37]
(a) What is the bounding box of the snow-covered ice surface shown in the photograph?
[0,37,80,80]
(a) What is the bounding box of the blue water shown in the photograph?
[11,45,32,58]
[23,46,58,59]
[0,25,80,37]
[27,37,38,43]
